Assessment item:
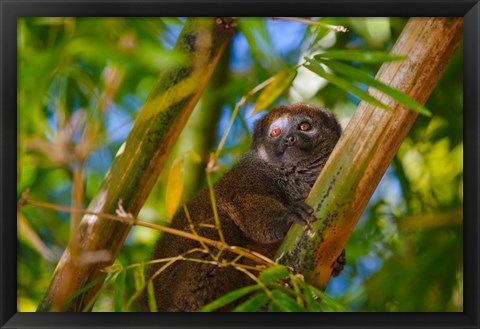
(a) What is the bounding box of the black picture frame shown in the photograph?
[1,0,478,328]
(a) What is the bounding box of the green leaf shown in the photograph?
[319,59,431,116]
[251,68,297,116]
[232,292,269,312]
[165,157,184,219]
[82,272,118,312]
[197,285,261,312]
[304,58,393,112]
[186,150,203,164]
[315,50,406,63]
[298,279,321,312]
[66,275,108,304]
[238,18,277,66]
[238,18,270,52]
[270,289,306,312]
[133,264,146,292]
[309,285,347,312]
[258,265,291,283]
[114,268,126,312]
[17,211,54,261]
[268,300,283,312]
[288,275,304,308]
[311,26,331,46]
[147,281,158,312]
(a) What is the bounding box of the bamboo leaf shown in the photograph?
[251,68,297,116]
[304,58,393,111]
[298,279,321,312]
[165,158,184,219]
[186,150,203,164]
[289,274,304,307]
[309,285,347,312]
[258,264,291,283]
[114,268,126,312]
[65,275,108,304]
[270,289,305,312]
[311,26,331,45]
[17,210,54,261]
[315,50,406,63]
[82,272,118,312]
[319,59,431,116]
[268,300,283,312]
[232,292,269,312]
[197,285,261,312]
[238,18,275,66]
[133,264,145,292]
[147,281,158,312]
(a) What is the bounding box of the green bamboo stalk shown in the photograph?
[180,46,231,201]
[276,17,463,290]
[38,17,235,312]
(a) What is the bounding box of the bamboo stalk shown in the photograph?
[38,17,235,312]
[276,17,463,289]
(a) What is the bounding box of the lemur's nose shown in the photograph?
[284,135,296,146]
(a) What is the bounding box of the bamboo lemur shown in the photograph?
[145,103,344,312]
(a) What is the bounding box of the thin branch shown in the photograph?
[213,76,276,159]
[22,199,273,267]
[271,17,348,33]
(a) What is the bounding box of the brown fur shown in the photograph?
[143,103,341,312]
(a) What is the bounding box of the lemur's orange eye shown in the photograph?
[299,122,311,131]
[270,127,281,137]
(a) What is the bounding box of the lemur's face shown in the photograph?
[252,103,341,168]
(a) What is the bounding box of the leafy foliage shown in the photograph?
[17,17,462,312]
[198,265,346,312]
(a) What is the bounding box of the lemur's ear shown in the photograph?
[251,115,266,149]
[319,108,342,138]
